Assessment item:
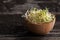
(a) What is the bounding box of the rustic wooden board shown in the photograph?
[1,37,60,40]
[0,0,60,40]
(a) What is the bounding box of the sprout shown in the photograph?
[25,8,55,23]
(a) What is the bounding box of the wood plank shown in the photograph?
[30,1,57,3]
[1,37,60,40]
[0,12,60,15]
[51,12,60,15]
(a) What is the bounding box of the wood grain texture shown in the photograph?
[0,0,60,39]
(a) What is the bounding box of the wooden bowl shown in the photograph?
[25,17,56,35]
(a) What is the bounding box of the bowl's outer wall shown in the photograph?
[25,18,56,35]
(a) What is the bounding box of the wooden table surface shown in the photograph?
[0,0,60,40]
[0,21,59,40]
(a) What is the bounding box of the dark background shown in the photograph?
[0,0,60,36]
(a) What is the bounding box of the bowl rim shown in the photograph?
[25,17,55,25]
